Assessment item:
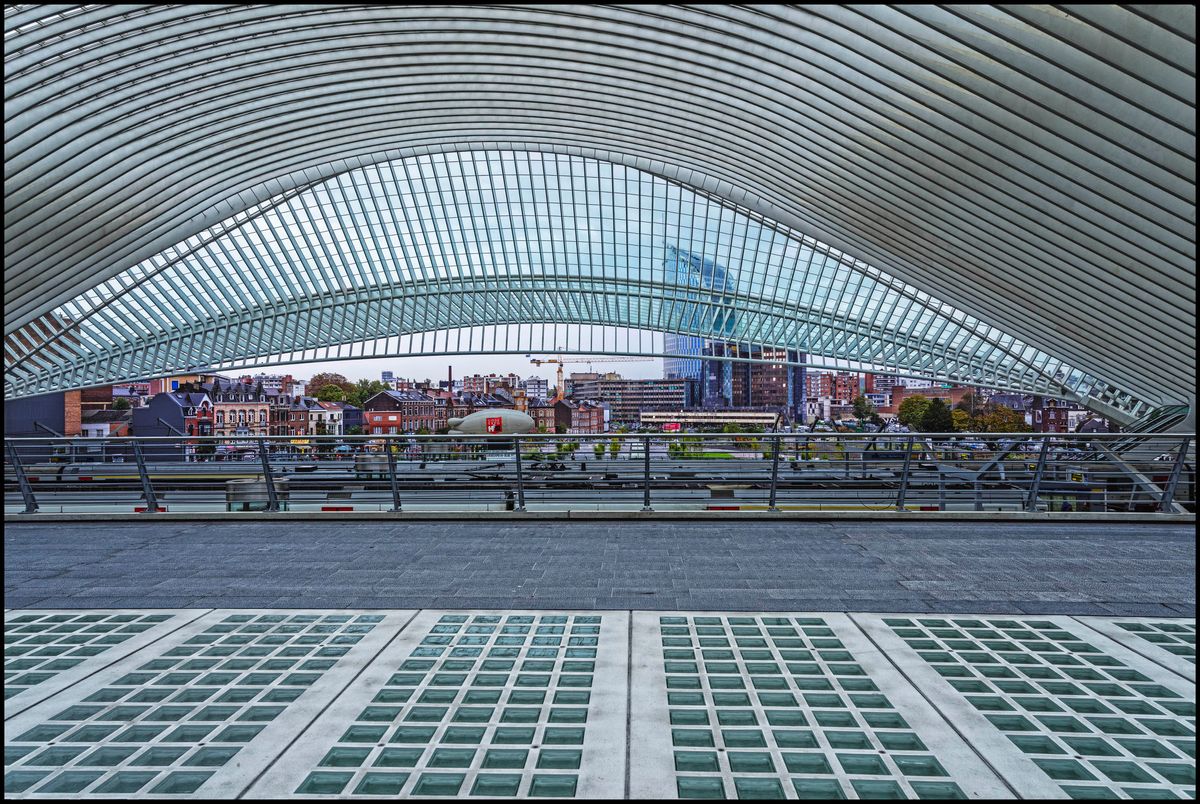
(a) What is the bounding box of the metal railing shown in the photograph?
[3,432,1194,515]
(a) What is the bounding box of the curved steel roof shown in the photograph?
[4,5,1195,415]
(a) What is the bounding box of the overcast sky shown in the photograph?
[250,354,666,385]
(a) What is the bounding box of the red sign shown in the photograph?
[486,416,503,434]
[662,422,681,432]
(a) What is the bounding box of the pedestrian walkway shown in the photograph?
[4,608,1194,799]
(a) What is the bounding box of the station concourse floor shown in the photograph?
[4,521,1195,798]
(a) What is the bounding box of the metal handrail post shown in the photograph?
[513,437,526,511]
[768,436,781,511]
[1026,438,1050,512]
[642,435,652,511]
[258,438,279,512]
[937,471,946,511]
[1159,436,1192,512]
[131,441,158,513]
[6,441,39,514]
[386,438,402,512]
[896,435,914,511]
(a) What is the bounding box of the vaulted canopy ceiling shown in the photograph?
[4,5,1195,419]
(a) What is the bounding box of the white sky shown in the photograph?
[254,355,666,385]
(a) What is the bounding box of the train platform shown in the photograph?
[4,520,1194,798]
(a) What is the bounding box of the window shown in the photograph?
[372,427,382,434]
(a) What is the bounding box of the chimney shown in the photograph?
[448,365,453,390]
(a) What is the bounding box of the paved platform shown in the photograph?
[4,521,1195,616]
[4,608,1194,799]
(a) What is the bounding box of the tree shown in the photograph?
[593,442,605,459]
[897,394,931,429]
[316,383,346,402]
[347,379,388,407]
[111,397,131,411]
[609,438,621,458]
[951,408,973,432]
[919,398,954,432]
[977,404,1030,433]
[309,372,354,396]
[852,395,876,427]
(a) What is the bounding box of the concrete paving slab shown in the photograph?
[4,610,411,799]
[4,610,209,718]
[629,611,1014,800]
[1073,617,1195,683]
[854,613,1196,800]
[246,609,628,799]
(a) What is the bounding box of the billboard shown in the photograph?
[486,416,503,434]
[662,422,681,432]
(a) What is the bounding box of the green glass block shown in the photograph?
[85,688,131,703]
[782,751,833,774]
[878,731,927,751]
[462,690,500,704]
[827,730,873,749]
[894,756,949,777]
[910,781,967,800]
[758,692,798,707]
[543,727,584,745]
[508,690,547,705]
[537,749,582,770]
[501,707,541,724]
[549,708,588,723]
[1090,761,1156,783]
[260,688,303,703]
[1063,698,1115,714]
[482,749,528,769]
[709,676,745,689]
[35,771,104,794]
[24,746,87,766]
[803,693,846,708]
[722,729,766,748]
[677,776,725,799]
[77,746,137,765]
[713,692,752,706]
[1147,763,1194,785]
[92,771,158,794]
[765,710,809,726]
[851,779,906,799]
[716,710,758,726]
[985,714,1038,732]
[470,773,521,797]
[351,772,408,795]
[1033,758,1097,780]
[668,692,705,707]
[15,724,70,741]
[375,747,424,767]
[51,704,105,720]
[295,770,353,795]
[4,771,51,795]
[967,695,1015,712]
[1115,738,1177,759]
[733,777,786,799]
[428,748,477,768]
[1059,785,1121,799]
[389,726,436,743]
[418,689,459,704]
[4,746,36,765]
[441,727,486,744]
[149,771,213,795]
[675,751,720,772]
[134,746,189,766]
[815,712,858,729]
[411,772,466,796]
[1167,739,1193,758]
[793,778,846,799]
[773,729,818,748]
[1138,719,1193,736]
[862,712,908,729]
[185,747,241,767]
[319,747,371,767]
[672,729,715,747]
[493,727,535,744]
[729,751,776,773]
[528,774,578,797]
[406,706,449,722]
[834,754,887,776]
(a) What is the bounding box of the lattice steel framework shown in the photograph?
[2,151,1146,416]
[4,5,1195,419]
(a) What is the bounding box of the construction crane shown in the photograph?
[526,354,655,401]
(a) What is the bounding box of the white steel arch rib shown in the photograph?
[3,5,1195,418]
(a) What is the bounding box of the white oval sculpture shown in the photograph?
[447,408,535,435]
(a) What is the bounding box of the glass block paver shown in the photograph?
[859,614,1196,800]
[245,610,628,799]
[4,610,402,799]
[4,611,194,713]
[1078,618,1196,682]
[628,612,1012,799]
